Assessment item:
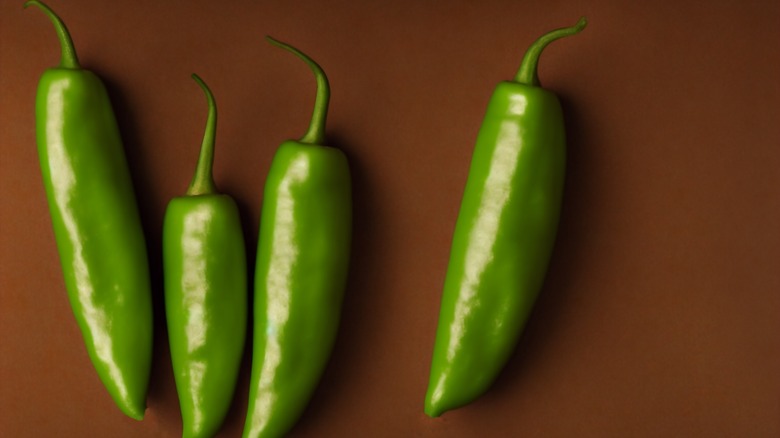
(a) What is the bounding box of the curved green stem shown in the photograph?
[24,0,80,69]
[187,74,218,196]
[514,17,587,87]
[266,36,330,145]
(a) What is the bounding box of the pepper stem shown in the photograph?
[187,74,218,196]
[24,0,80,69]
[514,17,587,86]
[266,36,330,145]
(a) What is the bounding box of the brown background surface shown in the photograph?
[1,0,779,436]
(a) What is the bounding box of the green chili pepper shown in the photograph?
[243,37,351,438]
[163,74,248,438]
[25,0,153,420]
[425,18,587,417]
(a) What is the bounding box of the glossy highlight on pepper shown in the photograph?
[243,37,352,438]
[163,74,247,438]
[25,0,153,420]
[425,17,587,417]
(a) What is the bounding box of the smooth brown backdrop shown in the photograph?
[2,0,779,436]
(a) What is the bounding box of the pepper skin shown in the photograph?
[425,18,587,417]
[25,0,153,420]
[163,74,248,438]
[243,37,351,438]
